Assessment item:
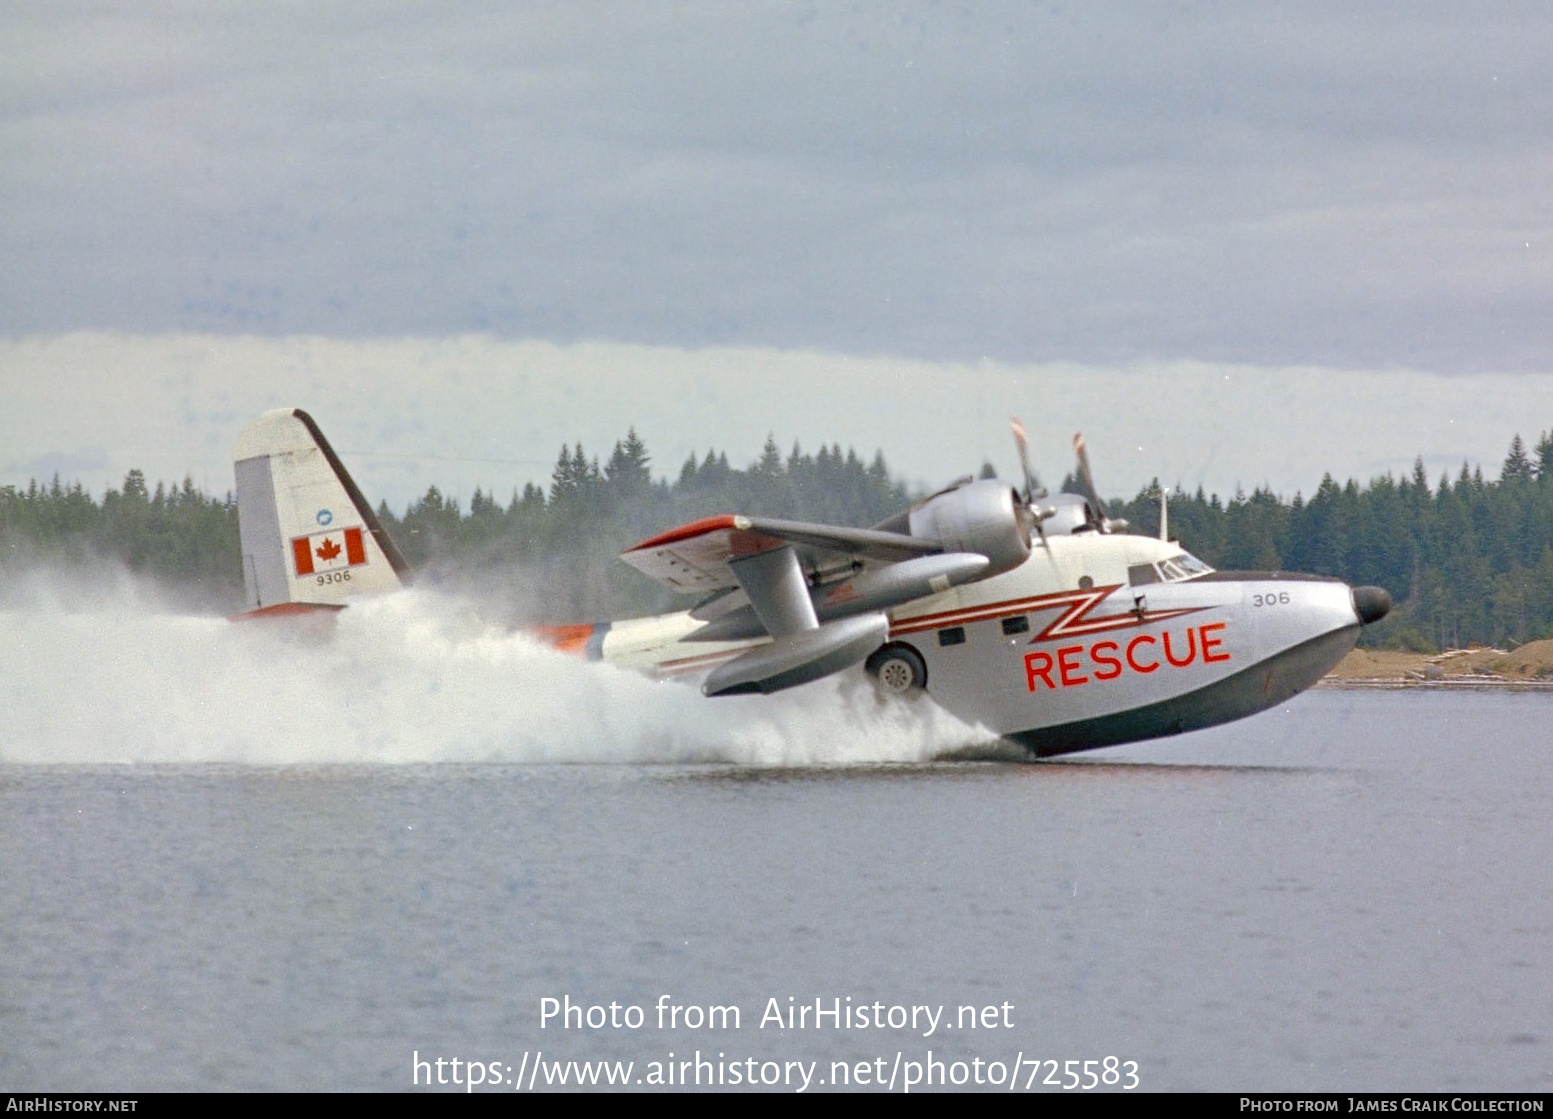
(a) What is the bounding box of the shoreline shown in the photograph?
[1319,677,1553,690]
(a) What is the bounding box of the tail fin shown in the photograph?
[233,408,409,614]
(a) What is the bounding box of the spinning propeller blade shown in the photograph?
[1072,432,1128,533]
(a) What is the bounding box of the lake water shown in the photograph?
[1,589,1550,1092]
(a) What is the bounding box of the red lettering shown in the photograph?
[1057,645,1087,686]
[1126,634,1159,673]
[1090,640,1122,680]
[1024,650,1055,691]
[1163,627,1198,668]
[1200,622,1230,663]
[1025,624,1232,690]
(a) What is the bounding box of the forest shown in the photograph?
[5,428,1553,652]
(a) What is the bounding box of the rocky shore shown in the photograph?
[1323,639,1553,689]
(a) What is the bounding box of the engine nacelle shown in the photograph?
[1034,492,1095,536]
[907,478,1031,576]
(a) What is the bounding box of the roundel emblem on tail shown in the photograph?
[316,509,333,526]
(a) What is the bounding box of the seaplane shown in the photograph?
[232,409,1392,757]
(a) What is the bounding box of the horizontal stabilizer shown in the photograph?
[231,602,346,622]
[702,614,890,696]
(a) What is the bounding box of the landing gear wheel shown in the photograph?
[866,644,927,696]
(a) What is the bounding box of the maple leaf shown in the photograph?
[315,537,342,561]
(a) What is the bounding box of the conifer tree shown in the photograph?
[1534,431,1553,481]
[1502,435,1533,483]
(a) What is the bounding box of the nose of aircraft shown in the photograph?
[1351,585,1393,626]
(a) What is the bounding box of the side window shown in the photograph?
[1128,563,1161,586]
[938,626,966,647]
[1001,615,1029,636]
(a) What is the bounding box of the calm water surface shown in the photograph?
[2,689,1550,1092]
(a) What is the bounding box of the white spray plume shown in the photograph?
[0,576,996,766]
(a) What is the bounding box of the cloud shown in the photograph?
[5,448,110,481]
[3,5,1552,369]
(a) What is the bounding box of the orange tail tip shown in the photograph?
[532,622,610,659]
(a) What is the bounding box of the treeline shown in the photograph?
[0,470,239,610]
[6,429,1553,650]
[0,434,910,621]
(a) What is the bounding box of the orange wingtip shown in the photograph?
[625,515,743,552]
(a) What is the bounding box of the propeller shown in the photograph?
[1010,417,1052,545]
[1072,432,1129,534]
[1010,417,1040,504]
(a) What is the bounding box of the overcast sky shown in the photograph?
[4,3,1553,507]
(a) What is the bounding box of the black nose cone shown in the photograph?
[1352,585,1392,625]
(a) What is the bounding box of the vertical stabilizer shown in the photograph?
[234,409,408,613]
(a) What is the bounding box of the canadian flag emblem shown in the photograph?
[292,526,367,576]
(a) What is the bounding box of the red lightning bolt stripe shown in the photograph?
[890,585,1206,643]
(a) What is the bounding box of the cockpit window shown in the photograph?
[1170,552,1213,577]
[1130,552,1213,586]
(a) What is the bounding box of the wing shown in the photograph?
[619,514,943,594]
[619,510,999,695]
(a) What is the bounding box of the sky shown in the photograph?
[4,3,1553,508]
